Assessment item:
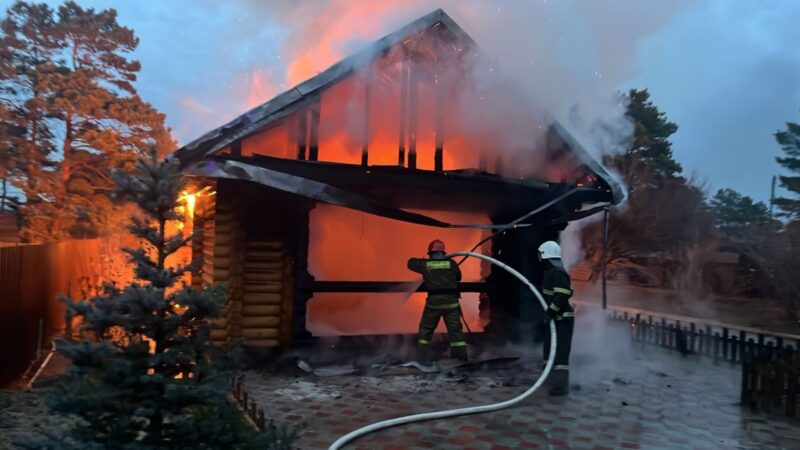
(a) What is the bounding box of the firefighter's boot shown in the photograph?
[548,368,569,396]
[416,343,431,363]
[450,344,468,362]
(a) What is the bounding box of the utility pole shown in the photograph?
[770,175,777,219]
[601,206,610,310]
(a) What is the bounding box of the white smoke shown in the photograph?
[224,0,690,155]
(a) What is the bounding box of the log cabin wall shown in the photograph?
[240,240,288,347]
[238,183,311,347]
[191,179,245,345]
[192,180,309,348]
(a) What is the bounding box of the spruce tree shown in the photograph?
[19,152,291,449]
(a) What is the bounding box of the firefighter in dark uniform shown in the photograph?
[407,239,467,362]
[538,240,574,396]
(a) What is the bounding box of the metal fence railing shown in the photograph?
[594,304,800,365]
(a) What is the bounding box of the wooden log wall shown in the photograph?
[192,181,307,348]
[239,240,293,348]
[192,181,246,346]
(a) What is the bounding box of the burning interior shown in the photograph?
[173,9,623,348]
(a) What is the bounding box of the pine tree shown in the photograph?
[774,120,800,219]
[583,89,710,288]
[607,88,682,192]
[17,152,292,449]
[710,188,770,230]
[0,1,175,242]
[0,1,60,221]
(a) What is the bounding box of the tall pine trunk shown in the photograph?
[1,177,7,213]
[52,114,73,238]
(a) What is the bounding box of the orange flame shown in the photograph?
[307,205,488,335]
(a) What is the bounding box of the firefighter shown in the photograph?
[538,240,574,396]
[407,239,467,363]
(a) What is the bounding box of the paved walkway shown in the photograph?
[573,281,800,337]
[246,327,800,449]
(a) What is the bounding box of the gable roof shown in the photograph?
[173,9,472,166]
[173,8,623,204]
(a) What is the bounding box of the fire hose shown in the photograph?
[328,251,557,450]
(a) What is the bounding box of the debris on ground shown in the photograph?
[397,361,441,373]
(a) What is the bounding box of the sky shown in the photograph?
[3,0,799,203]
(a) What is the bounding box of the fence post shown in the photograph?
[258,409,266,430]
[772,362,784,412]
[722,328,729,362]
[787,373,797,418]
[35,318,44,361]
[705,325,713,357]
[667,324,675,352]
[787,353,798,418]
[713,332,720,365]
[741,355,751,406]
[697,328,705,355]
[731,335,739,365]
[635,313,641,342]
[689,323,696,353]
[740,331,747,364]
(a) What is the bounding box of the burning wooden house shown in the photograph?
[173,9,623,348]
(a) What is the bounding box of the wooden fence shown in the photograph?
[0,236,133,387]
[232,375,268,431]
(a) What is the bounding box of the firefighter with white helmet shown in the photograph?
[538,240,574,396]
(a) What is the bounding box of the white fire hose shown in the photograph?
[329,251,557,450]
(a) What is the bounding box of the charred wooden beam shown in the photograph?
[398,55,409,166]
[434,36,444,172]
[361,70,372,166]
[308,281,496,293]
[296,109,308,160]
[308,104,320,161]
[292,204,314,340]
[231,140,242,157]
[407,56,419,170]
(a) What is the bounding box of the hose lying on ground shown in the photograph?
[328,251,557,450]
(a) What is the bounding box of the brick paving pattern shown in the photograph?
[246,346,800,449]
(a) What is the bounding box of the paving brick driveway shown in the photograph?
[246,343,799,450]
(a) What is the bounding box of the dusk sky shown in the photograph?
[6,0,800,202]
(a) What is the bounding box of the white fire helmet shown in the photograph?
[537,241,561,260]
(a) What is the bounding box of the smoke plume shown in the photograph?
[195,0,693,334]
